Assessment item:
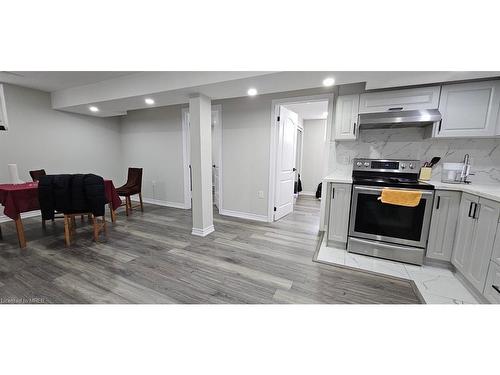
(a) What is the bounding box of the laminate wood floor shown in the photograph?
[0,196,422,304]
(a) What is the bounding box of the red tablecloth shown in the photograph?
[105,180,123,211]
[0,180,122,220]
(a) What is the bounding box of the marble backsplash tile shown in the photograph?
[329,128,500,184]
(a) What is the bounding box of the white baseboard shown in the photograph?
[130,196,188,209]
[0,210,41,223]
[191,225,215,237]
[219,208,269,223]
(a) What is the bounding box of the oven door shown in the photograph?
[349,185,434,248]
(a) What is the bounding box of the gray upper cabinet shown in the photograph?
[452,193,479,273]
[358,86,440,114]
[333,95,359,141]
[465,197,500,292]
[435,80,500,138]
[426,190,461,261]
[327,182,352,247]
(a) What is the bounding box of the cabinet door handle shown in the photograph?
[473,203,481,220]
[492,285,500,294]
[468,202,474,217]
[388,107,403,111]
[332,188,335,199]
[436,196,441,210]
[353,123,356,135]
[438,119,442,133]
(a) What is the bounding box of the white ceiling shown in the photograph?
[0,71,137,92]
[284,101,329,120]
[2,71,500,118]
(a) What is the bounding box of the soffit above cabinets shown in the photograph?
[0,84,8,131]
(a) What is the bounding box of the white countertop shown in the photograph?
[323,174,352,184]
[324,174,500,202]
[427,180,500,203]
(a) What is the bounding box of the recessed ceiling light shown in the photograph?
[247,88,258,96]
[322,111,328,118]
[145,98,155,105]
[323,77,335,87]
[89,106,99,112]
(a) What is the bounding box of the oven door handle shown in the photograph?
[353,186,434,196]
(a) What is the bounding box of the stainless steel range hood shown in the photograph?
[358,109,442,129]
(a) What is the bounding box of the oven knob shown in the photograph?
[401,163,406,169]
[409,163,414,169]
[356,161,362,167]
[364,162,370,167]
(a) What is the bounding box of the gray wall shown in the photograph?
[0,84,123,216]
[301,119,326,194]
[213,87,332,218]
[119,105,186,205]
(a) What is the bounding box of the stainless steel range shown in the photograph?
[348,158,435,265]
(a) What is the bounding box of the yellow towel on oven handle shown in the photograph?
[377,188,422,207]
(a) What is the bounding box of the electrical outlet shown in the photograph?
[342,155,351,164]
[257,190,264,199]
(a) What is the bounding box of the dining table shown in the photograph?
[0,179,122,248]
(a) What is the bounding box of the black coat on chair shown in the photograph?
[38,174,106,220]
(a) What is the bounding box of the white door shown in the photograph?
[274,106,298,220]
[212,108,221,210]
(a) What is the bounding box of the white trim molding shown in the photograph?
[191,225,215,237]
[219,208,269,223]
[130,196,187,210]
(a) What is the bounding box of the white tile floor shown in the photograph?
[316,239,479,304]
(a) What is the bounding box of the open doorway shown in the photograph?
[268,94,333,228]
[181,104,223,212]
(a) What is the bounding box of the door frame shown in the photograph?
[267,93,334,226]
[181,104,223,211]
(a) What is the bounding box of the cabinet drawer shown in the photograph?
[483,261,500,303]
[358,86,440,114]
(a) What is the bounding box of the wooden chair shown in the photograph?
[29,169,47,182]
[63,213,106,246]
[33,171,86,227]
[116,168,144,215]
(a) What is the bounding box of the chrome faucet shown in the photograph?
[460,154,472,184]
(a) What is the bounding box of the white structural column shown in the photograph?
[189,94,214,236]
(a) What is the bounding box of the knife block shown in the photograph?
[419,167,432,181]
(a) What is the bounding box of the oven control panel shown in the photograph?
[353,158,420,173]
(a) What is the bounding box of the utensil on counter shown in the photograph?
[427,157,441,168]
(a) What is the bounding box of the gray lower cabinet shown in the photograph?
[452,193,479,273]
[452,193,500,293]
[327,182,352,247]
[491,222,500,267]
[483,261,500,303]
[465,198,500,291]
[426,190,461,261]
